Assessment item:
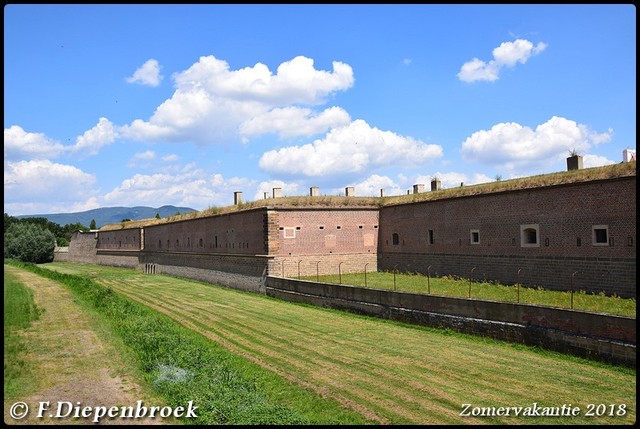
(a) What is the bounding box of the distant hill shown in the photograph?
[16,205,197,228]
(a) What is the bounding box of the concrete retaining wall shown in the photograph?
[265,277,636,367]
[139,251,270,293]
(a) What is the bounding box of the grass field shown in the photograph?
[4,269,42,397]
[35,261,636,425]
[301,272,636,317]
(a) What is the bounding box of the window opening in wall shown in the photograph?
[158,240,162,248]
[319,226,324,230]
[428,230,434,245]
[199,238,203,247]
[577,237,581,247]
[187,237,190,248]
[176,239,179,247]
[470,229,480,245]
[592,225,609,246]
[392,233,399,245]
[358,225,363,229]
[520,224,539,247]
[628,236,634,247]
[215,236,218,248]
[167,240,170,248]
[374,225,378,229]
[336,225,341,229]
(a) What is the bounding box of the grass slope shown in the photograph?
[37,262,636,425]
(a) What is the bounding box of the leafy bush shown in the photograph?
[4,222,56,263]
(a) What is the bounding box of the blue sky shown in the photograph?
[4,4,636,216]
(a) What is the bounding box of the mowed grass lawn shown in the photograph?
[41,262,636,425]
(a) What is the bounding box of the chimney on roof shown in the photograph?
[413,184,425,194]
[310,186,319,197]
[566,153,583,171]
[623,149,636,163]
[234,191,243,205]
[272,187,282,198]
[345,186,355,197]
[431,178,441,191]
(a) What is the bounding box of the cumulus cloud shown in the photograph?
[101,169,254,209]
[240,106,351,139]
[4,159,96,204]
[4,125,66,160]
[127,150,156,168]
[161,153,180,162]
[126,59,163,87]
[349,174,405,197]
[461,116,613,175]
[259,119,443,178]
[69,117,119,157]
[120,55,354,144]
[253,180,301,200]
[457,39,547,82]
[583,154,616,168]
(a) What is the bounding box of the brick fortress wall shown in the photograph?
[378,176,636,297]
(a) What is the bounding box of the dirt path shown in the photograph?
[3,265,167,425]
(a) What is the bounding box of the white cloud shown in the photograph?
[253,180,301,200]
[259,119,443,178]
[101,169,254,209]
[457,39,547,82]
[120,55,354,144]
[127,150,156,167]
[460,116,614,176]
[239,106,351,139]
[4,159,96,207]
[126,59,163,87]
[161,154,180,162]
[349,174,404,197]
[4,125,66,160]
[583,154,616,168]
[70,117,119,157]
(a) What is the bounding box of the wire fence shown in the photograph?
[277,260,635,316]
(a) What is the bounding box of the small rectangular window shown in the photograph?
[592,225,609,246]
[428,230,434,245]
[520,224,540,247]
[470,229,480,245]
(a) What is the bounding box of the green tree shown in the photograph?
[4,213,19,233]
[4,222,56,263]
[155,213,161,219]
[90,219,97,230]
